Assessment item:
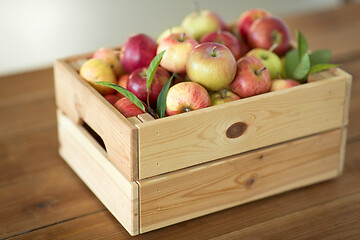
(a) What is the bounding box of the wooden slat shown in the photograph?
[54,59,138,181]
[127,116,142,126]
[138,129,343,233]
[57,111,139,235]
[137,113,155,123]
[137,73,348,179]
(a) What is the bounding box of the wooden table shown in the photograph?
[1,4,360,239]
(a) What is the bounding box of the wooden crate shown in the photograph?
[54,51,352,235]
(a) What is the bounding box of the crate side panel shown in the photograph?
[138,75,347,179]
[54,60,138,181]
[57,111,139,235]
[138,129,343,233]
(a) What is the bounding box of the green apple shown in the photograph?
[246,48,282,79]
[186,42,237,91]
[156,26,190,44]
[209,89,240,106]
[181,10,227,40]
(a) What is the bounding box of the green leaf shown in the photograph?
[156,74,174,118]
[297,30,308,59]
[308,64,340,75]
[293,53,310,80]
[146,50,166,91]
[95,81,146,113]
[309,50,332,66]
[284,49,299,78]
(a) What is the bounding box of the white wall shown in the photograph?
[0,0,341,76]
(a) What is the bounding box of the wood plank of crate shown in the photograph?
[137,69,351,179]
[138,128,344,233]
[54,59,138,181]
[57,110,139,235]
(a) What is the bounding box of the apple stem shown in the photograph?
[277,72,282,79]
[269,43,278,53]
[211,46,217,57]
[180,32,185,42]
[185,107,191,112]
[220,89,227,99]
[255,66,267,75]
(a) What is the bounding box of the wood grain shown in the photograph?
[138,129,343,233]
[0,68,54,108]
[0,128,104,239]
[0,95,56,140]
[54,60,138,181]
[57,111,139,235]
[138,73,348,179]
[210,192,360,240]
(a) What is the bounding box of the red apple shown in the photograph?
[116,74,130,98]
[127,66,171,108]
[209,89,240,106]
[79,59,117,95]
[270,79,300,91]
[166,82,210,116]
[114,97,144,118]
[157,33,198,73]
[104,94,121,105]
[231,56,271,98]
[181,10,227,40]
[120,33,157,73]
[248,16,291,57]
[92,47,125,77]
[236,9,271,42]
[186,42,237,91]
[200,30,242,60]
[239,39,251,57]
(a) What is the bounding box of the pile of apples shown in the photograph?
[80,8,301,118]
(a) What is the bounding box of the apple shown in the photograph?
[115,74,130,98]
[271,79,300,91]
[166,82,210,116]
[156,26,191,44]
[127,66,171,108]
[104,94,121,105]
[114,97,144,118]
[157,33,198,73]
[230,56,271,98]
[120,33,157,73]
[239,38,251,57]
[246,48,282,79]
[200,30,242,60]
[92,47,125,77]
[236,9,271,42]
[181,10,227,40]
[186,42,237,91]
[79,58,117,95]
[209,89,240,106]
[248,16,291,57]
